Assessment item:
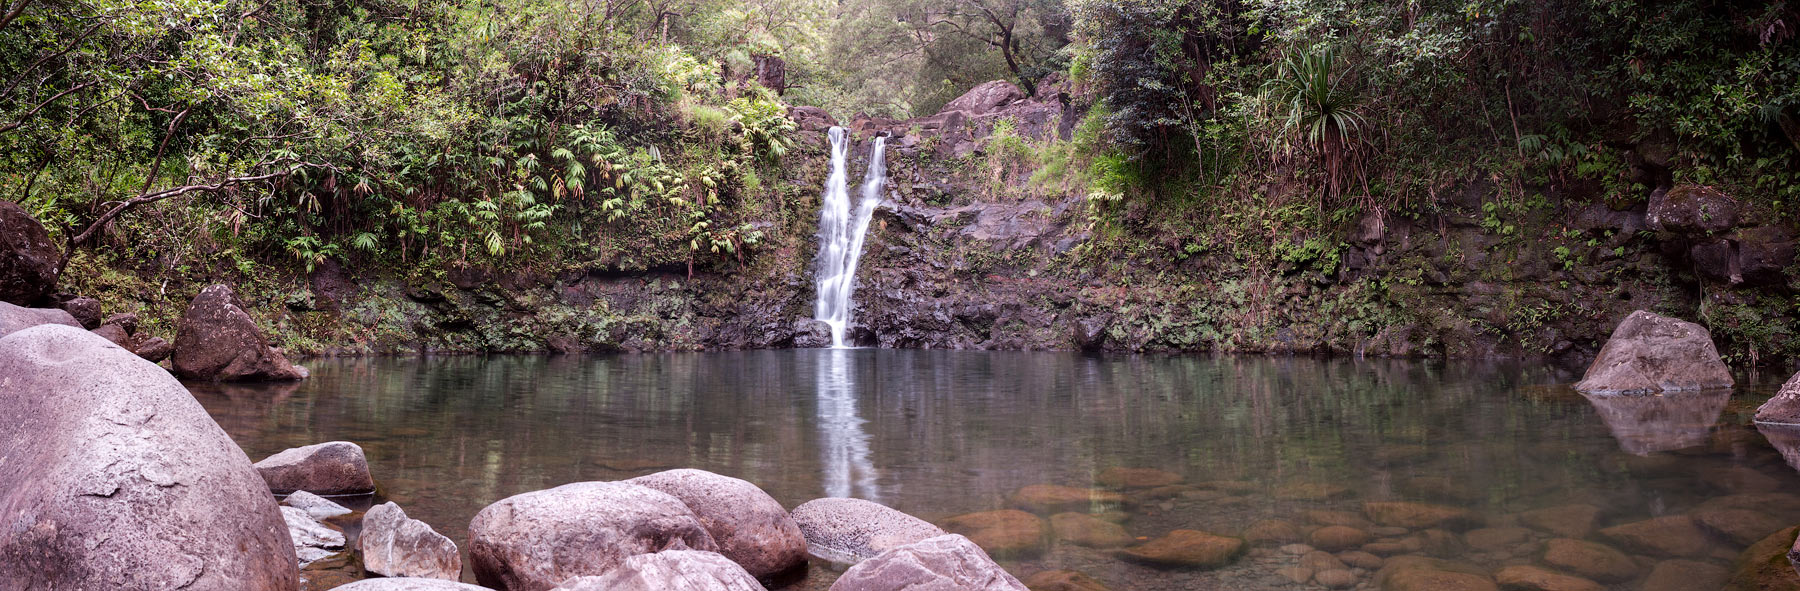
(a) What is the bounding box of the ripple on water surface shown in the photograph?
[186,351,1799,591]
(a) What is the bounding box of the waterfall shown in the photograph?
[813,126,888,348]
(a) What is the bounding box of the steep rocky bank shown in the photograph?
[52,80,1800,364]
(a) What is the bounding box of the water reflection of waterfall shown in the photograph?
[816,348,880,500]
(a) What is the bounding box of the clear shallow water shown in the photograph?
[189,351,1799,590]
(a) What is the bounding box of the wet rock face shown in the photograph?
[1574,310,1733,394]
[469,481,719,590]
[552,550,763,591]
[254,441,376,495]
[360,502,460,580]
[827,534,1028,591]
[790,497,947,565]
[173,284,309,381]
[0,199,59,306]
[626,468,808,578]
[0,325,298,590]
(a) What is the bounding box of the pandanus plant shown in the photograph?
[1264,46,1368,199]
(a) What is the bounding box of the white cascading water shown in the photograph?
[813,126,888,348]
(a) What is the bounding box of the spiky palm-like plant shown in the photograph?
[1264,46,1368,199]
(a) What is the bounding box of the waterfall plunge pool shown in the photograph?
[190,351,1797,590]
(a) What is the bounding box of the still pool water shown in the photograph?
[188,351,1800,590]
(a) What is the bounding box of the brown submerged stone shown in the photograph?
[1021,569,1110,591]
[1118,529,1244,568]
[1492,565,1603,591]
[1541,538,1637,583]
[1010,484,1125,514]
[1363,501,1481,530]
[1643,559,1730,591]
[1597,515,1715,558]
[1309,525,1371,552]
[1095,467,1184,489]
[940,510,1048,557]
[1049,512,1132,548]
[1518,504,1601,539]
[1724,525,1800,591]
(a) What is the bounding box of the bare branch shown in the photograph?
[0,80,98,135]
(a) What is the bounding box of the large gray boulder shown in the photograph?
[469,481,719,591]
[627,469,807,577]
[0,199,59,306]
[360,502,460,580]
[254,441,375,495]
[0,324,298,590]
[0,300,79,338]
[1574,310,1733,394]
[551,551,764,590]
[938,80,1024,116]
[1756,371,1800,425]
[173,284,307,381]
[828,534,1028,591]
[790,497,948,565]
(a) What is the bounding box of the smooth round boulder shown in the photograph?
[0,324,298,589]
[0,300,79,338]
[469,481,719,590]
[1574,310,1732,393]
[626,468,806,577]
[329,579,493,591]
[828,534,1028,591]
[551,550,762,591]
[790,497,947,564]
[0,199,59,306]
[173,283,308,381]
[361,502,460,580]
[255,441,375,495]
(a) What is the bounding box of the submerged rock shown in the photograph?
[329,579,492,591]
[1724,525,1799,590]
[1573,310,1732,393]
[1049,512,1132,548]
[1095,467,1183,489]
[361,502,460,580]
[941,510,1047,557]
[1518,504,1601,539]
[1492,565,1601,591]
[1242,519,1305,546]
[173,283,308,381]
[1020,569,1110,591]
[1308,525,1371,552]
[1643,559,1730,591]
[1361,501,1480,531]
[0,324,297,590]
[0,199,59,306]
[1597,515,1715,558]
[828,533,1027,591]
[1540,538,1636,582]
[255,441,376,495]
[627,468,806,578]
[551,550,762,591]
[469,481,718,590]
[1009,484,1125,514]
[1117,529,1244,568]
[790,497,946,565]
